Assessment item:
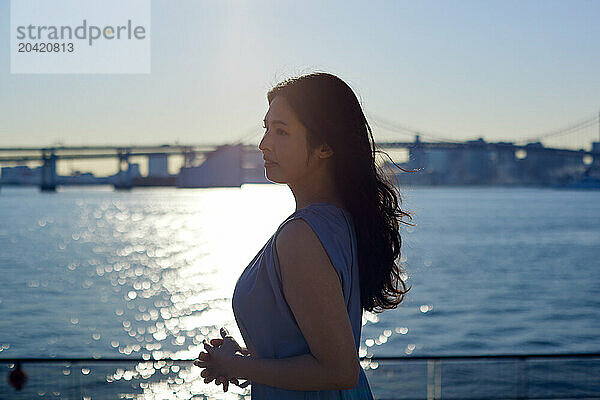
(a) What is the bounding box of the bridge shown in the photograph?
[0,144,217,191]
[1,112,599,190]
[1,140,598,191]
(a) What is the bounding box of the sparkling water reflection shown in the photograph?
[1,185,599,398]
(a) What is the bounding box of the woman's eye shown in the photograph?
[261,125,286,135]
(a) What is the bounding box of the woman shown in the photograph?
[194,72,412,398]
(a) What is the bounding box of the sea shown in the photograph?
[0,184,599,399]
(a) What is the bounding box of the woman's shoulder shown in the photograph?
[277,203,352,237]
[273,203,356,294]
[273,204,355,266]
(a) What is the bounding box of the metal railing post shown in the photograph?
[516,357,528,399]
[427,358,442,400]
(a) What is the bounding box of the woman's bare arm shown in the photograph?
[230,219,359,390]
[231,352,352,390]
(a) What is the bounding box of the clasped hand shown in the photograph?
[193,327,250,392]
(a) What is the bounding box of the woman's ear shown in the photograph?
[317,143,334,159]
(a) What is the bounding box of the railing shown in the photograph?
[359,353,600,400]
[1,353,599,400]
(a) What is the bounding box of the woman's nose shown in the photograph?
[258,131,271,152]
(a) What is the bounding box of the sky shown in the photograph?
[1,0,599,175]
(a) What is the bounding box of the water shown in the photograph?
[0,184,599,398]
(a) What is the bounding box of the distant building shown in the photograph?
[1,165,41,185]
[593,142,600,167]
[494,142,519,184]
[177,144,243,187]
[425,148,449,173]
[107,162,142,185]
[463,138,493,184]
[424,148,450,184]
[518,141,566,183]
[148,154,169,177]
[444,149,467,184]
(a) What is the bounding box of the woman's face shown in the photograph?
[259,96,317,184]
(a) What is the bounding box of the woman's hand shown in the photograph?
[194,328,249,392]
[197,351,234,388]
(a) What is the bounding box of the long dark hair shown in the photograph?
[267,72,414,313]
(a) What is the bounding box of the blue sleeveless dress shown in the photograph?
[232,203,374,399]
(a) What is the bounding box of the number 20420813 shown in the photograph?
[18,42,74,52]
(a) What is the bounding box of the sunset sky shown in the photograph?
[1,0,599,175]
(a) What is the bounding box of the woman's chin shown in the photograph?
[265,172,286,184]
